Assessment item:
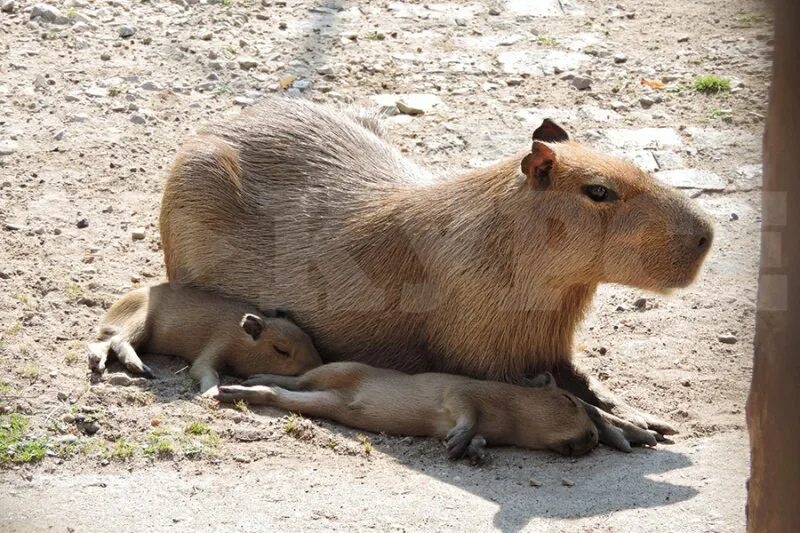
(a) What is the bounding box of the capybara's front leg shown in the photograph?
[240,374,304,390]
[442,393,480,460]
[109,336,155,378]
[87,341,111,374]
[553,360,676,437]
[189,357,220,396]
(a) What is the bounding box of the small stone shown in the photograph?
[1,0,16,14]
[613,53,627,64]
[597,347,607,355]
[455,17,467,26]
[571,76,592,90]
[677,35,689,43]
[488,7,501,15]
[292,79,311,91]
[118,24,136,38]
[142,36,152,45]
[396,94,444,115]
[140,81,162,91]
[100,459,109,466]
[729,213,739,221]
[0,139,18,156]
[57,391,69,401]
[561,478,575,487]
[100,52,111,61]
[54,129,65,141]
[76,218,89,229]
[681,379,691,387]
[131,227,146,240]
[108,374,133,386]
[278,21,287,30]
[129,113,146,124]
[634,297,647,309]
[56,435,78,444]
[78,420,100,435]
[201,32,212,41]
[528,478,542,487]
[238,57,259,70]
[233,96,255,106]
[639,96,655,109]
[718,334,738,344]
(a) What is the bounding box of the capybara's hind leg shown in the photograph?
[87,341,111,373]
[109,336,155,378]
[442,393,479,460]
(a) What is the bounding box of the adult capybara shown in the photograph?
[215,365,598,460]
[159,97,713,450]
[87,283,321,394]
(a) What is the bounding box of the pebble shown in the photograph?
[140,81,162,91]
[55,435,78,445]
[634,297,647,309]
[729,213,739,221]
[1,0,15,14]
[488,7,501,15]
[293,79,311,91]
[613,53,627,64]
[78,420,101,435]
[76,218,89,229]
[118,24,136,38]
[129,113,146,124]
[108,374,133,386]
[53,129,65,141]
[529,478,542,487]
[131,227,146,240]
[57,391,69,401]
[571,76,592,90]
[30,3,68,24]
[238,57,259,70]
[718,334,738,344]
[639,96,655,109]
[561,478,575,487]
[681,379,692,387]
[233,96,255,106]
[677,35,690,43]
[100,52,111,61]
[0,139,18,155]
[396,94,444,115]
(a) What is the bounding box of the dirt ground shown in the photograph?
[0,0,772,531]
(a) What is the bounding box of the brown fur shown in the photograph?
[87,283,322,394]
[159,97,713,444]
[216,363,599,459]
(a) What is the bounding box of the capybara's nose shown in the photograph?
[685,212,714,259]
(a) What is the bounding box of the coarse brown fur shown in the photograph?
[87,283,321,394]
[215,363,599,459]
[159,97,713,445]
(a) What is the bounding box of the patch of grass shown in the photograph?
[233,399,250,414]
[16,363,40,380]
[64,351,79,365]
[106,438,136,461]
[184,421,211,436]
[14,293,32,307]
[537,35,558,47]
[734,12,765,27]
[356,433,373,455]
[54,441,76,459]
[0,381,10,394]
[693,75,731,94]
[107,85,124,97]
[0,414,47,464]
[65,282,83,301]
[282,413,301,435]
[224,44,237,56]
[363,31,386,41]
[708,106,733,123]
[144,431,175,458]
[5,322,22,337]
[66,7,77,19]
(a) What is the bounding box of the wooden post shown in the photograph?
[747,1,800,531]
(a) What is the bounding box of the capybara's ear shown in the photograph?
[241,313,265,340]
[521,141,556,190]
[532,118,569,143]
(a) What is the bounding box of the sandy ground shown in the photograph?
[0,0,771,531]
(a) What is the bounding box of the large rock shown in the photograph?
[30,3,68,24]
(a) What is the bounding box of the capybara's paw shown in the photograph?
[611,405,677,439]
[581,401,658,452]
[466,435,487,464]
[444,426,476,459]
[214,385,276,405]
[86,342,107,374]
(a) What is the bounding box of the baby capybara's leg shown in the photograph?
[442,393,480,460]
[215,386,345,420]
[240,374,305,390]
[87,341,111,373]
[109,336,155,378]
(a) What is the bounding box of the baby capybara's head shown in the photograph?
[516,119,713,292]
[237,310,322,376]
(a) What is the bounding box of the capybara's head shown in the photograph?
[516,119,713,292]
[527,373,598,455]
[237,311,322,375]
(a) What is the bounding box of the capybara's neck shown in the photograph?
[360,153,597,378]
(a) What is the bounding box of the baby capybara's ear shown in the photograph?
[532,118,569,143]
[240,313,265,340]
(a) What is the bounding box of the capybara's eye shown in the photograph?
[582,185,616,202]
[274,346,290,357]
